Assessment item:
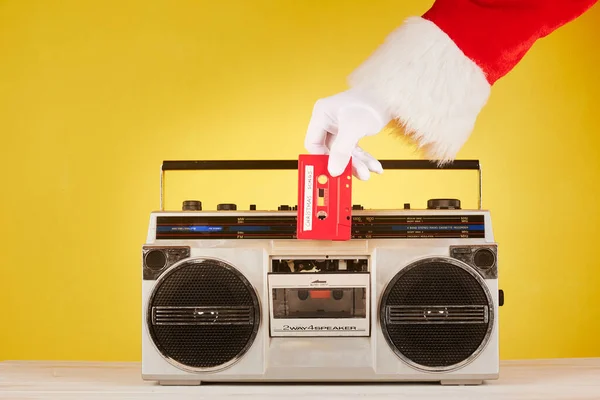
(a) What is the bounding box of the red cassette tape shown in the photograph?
[296,154,352,241]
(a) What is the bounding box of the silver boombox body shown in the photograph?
[141,160,503,386]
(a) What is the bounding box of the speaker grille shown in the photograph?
[147,258,260,372]
[379,258,493,372]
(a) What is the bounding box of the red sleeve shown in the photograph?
[348,0,597,162]
[423,0,598,84]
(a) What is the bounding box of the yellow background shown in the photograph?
[1,0,599,362]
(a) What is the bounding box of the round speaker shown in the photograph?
[379,257,494,372]
[147,258,261,372]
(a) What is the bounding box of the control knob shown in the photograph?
[427,198,461,210]
[217,203,237,211]
[182,200,202,211]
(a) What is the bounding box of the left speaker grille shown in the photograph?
[147,258,260,371]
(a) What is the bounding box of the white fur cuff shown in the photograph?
[348,17,491,162]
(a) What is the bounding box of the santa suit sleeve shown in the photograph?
[348,0,598,162]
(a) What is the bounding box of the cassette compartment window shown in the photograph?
[272,287,366,319]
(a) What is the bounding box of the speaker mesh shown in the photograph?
[147,258,260,371]
[380,258,493,371]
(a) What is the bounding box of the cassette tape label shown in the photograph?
[302,164,314,231]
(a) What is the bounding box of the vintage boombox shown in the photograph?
[141,159,504,386]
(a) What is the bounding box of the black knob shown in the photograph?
[474,248,496,268]
[352,204,364,210]
[217,203,237,210]
[145,249,167,270]
[278,205,290,210]
[427,198,461,210]
[182,200,202,211]
[292,205,298,210]
[249,204,256,210]
[403,203,410,209]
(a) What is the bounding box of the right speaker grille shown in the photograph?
[379,257,493,372]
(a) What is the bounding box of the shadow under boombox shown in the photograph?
[140,159,504,386]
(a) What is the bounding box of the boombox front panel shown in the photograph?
[141,209,500,384]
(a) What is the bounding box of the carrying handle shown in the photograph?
[160,159,483,210]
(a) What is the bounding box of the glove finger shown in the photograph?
[304,100,334,154]
[328,136,358,177]
[353,146,383,174]
[327,109,366,176]
[351,155,371,181]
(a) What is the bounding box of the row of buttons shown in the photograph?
[180,199,462,211]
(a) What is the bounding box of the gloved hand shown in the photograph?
[304,88,391,180]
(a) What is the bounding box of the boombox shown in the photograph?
[141,159,504,386]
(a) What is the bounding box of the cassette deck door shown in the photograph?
[268,272,370,337]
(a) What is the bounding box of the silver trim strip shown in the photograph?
[386,305,489,325]
[152,306,255,326]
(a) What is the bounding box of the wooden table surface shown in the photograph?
[0,358,599,399]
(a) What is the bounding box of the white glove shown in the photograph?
[304,88,391,180]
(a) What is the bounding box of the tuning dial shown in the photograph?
[278,205,290,211]
[182,200,202,211]
[427,198,461,210]
[217,203,237,211]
